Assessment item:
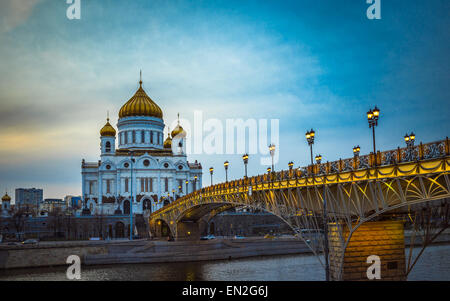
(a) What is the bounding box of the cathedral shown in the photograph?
[81,76,202,216]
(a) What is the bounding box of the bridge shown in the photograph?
[149,137,450,280]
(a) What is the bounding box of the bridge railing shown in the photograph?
[153,137,449,215]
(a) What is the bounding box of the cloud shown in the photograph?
[0,0,448,199]
[0,0,43,34]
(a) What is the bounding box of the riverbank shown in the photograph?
[0,237,309,269]
[1,229,450,269]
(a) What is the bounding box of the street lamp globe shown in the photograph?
[373,106,380,119]
[315,154,322,164]
[288,161,294,170]
[367,109,373,121]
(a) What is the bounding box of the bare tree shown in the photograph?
[47,207,63,239]
[406,200,449,276]
[13,208,27,240]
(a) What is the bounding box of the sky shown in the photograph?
[0,0,449,203]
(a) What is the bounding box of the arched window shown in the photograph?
[150,131,153,144]
[124,132,128,144]
[141,131,145,143]
[105,141,111,152]
[123,201,130,215]
[132,131,136,143]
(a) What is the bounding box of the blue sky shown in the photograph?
[0,0,449,201]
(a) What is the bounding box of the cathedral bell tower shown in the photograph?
[171,113,187,156]
[100,116,116,156]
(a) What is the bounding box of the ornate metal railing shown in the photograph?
[153,138,449,215]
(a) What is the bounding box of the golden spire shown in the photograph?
[139,69,142,87]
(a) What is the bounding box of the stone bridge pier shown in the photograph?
[329,220,406,281]
[176,221,202,240]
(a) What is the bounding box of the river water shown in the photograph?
[1,244,449,281]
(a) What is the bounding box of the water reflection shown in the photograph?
[0,244,448,281]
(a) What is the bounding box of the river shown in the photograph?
[0,244,449,281]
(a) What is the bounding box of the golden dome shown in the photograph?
[2,193,11,202]
[171,113,186,138]
[100,118,116,137]
[163,133,172,149]
[119,80,163,119]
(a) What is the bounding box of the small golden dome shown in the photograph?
[100,118,116,137]
[163,133,172,149]
[2,193,11,202]
[119,79,163,119]
[171,113,186,138]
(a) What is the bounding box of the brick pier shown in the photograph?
[329,220,406,281]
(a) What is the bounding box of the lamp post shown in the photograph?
[315,154,322,164]
[178,185,182,194]
[209,167,214,186]
[404,132,415,148]
[269,144,276,172]
[404,132,416,162]
[224,161,229,182]
[367,106,380,157]
[129,151,135,241]
[305,129,315,165]
[242,154,249,178]
[353,145,361,157]
[194,175,197,191]
[172,189,175,201]
[267,167,273,190]
[185,180,189,194]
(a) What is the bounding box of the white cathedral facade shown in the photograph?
[81,77,202,216]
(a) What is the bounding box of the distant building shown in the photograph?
[15,188,43,212]
[64,195,82,209]
[40,198,66,213]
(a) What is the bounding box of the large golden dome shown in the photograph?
[100,118,116,137]
[119,80,163,119]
